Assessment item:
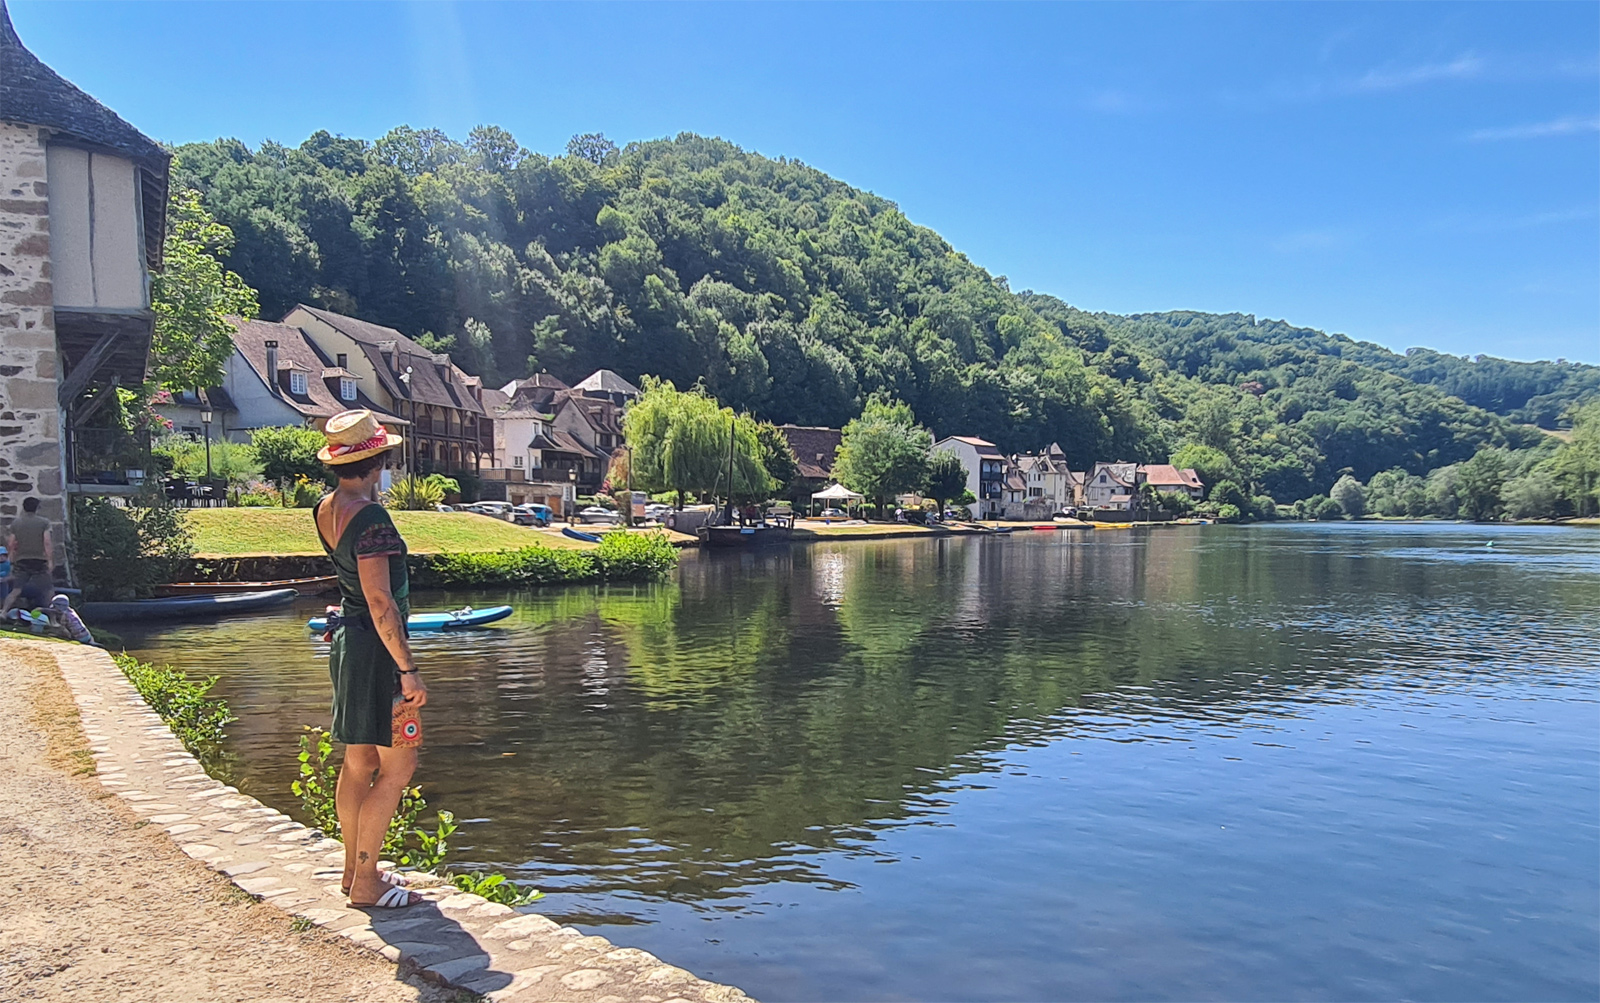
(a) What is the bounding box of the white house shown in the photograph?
[932,436,1007,518]
[1084,462,1138,510]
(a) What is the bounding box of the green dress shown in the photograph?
[315,498,410,746]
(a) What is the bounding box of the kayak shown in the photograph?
[82,588,299,622]
[307,605,514,634]
[156,576,337,597]
[562,527,602,543]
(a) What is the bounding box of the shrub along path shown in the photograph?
[1,638,752,1003]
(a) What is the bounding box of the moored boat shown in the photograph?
[697,524,793,548]
[82,588,299,622]
[155,576,337,598]
[562,526,603,543]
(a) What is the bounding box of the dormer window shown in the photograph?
[289,371,308,396]
[340,377,357,402]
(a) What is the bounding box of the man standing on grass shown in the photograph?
[2,497,54,616]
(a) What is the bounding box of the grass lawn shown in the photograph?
[187,508,597,557]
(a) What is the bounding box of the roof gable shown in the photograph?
[0,1,169,270]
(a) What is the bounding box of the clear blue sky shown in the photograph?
[15,1,1599,363]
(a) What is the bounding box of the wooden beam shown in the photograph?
[57,329,124,407]
[70,374,121,427]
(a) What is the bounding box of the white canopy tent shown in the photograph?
[810,482,865,519]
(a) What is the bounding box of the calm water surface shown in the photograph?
[122,524,1600,1001]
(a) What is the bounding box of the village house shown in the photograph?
[1082,461,1205,511]
[0,8,169,566]
[932,436,1008,519]
[1138,463,1204,500]
[1013,443,1076,512]
[477,369,639,509]
[1084,462,1139,510]
[281,305,487,474]
[776,424,843,501]
[157,318,404,443]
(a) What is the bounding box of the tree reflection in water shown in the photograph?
[119,526,1600,924]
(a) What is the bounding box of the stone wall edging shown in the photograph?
[42,641,752,1003]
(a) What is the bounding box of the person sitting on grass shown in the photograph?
[313,410,428,909]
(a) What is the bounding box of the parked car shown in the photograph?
[512,503,553,527]
[465,501,513,520]
[576,505,622,525]
[819,507,846,518]
[644,503,672,521]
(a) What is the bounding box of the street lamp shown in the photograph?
[567,468,577,521]
[398,367,414,473]
[200,406,214,481]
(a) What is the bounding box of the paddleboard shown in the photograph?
[307,605,515,633]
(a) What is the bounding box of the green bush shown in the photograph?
[72,495,195,600]
[593,531,679,579]
[1216,503,1243,523]
[113,653,233,761]
[153,433,262,487]
[411,533,678,588]
[237,491,277,507]
[450,870,542,906]
[251,425,326,483]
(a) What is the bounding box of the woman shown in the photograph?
[314,410,427,909]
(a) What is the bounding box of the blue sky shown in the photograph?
[15,2,1599,363]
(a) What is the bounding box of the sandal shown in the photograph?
[341,870,410,897]
[353,884,423,909]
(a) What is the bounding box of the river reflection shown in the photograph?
[123,524,1600,1001]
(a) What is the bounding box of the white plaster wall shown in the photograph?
[45,146,144,310]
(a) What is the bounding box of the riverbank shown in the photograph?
[0,639,462,1003]
[1,636,752,1003]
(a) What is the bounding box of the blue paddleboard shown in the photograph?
[308,605,514,633]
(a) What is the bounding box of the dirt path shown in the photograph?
[0,640,458,1003]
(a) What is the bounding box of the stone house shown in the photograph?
[0,6,170,567]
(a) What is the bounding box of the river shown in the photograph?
[121,523,1600,1001]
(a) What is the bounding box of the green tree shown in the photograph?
[251,425,326,484]
[1330,474,1366,518]
[1549,402,1600,516]
[1169,444,1236,499]
[623,378,771,507]
[754,422,799,494]
[833,398,933,516]
[149,187,260,393]
[1500,470,1562,520]
[925,450,970,515]
[1457,449,1509,521]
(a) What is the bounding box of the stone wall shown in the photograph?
[0,120,65,555]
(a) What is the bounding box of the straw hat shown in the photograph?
[318,409,404,464]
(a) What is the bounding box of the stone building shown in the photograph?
[0,4,170,565]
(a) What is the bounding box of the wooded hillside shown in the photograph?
[170,128,1597,502]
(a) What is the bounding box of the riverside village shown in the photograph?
[2,4,1598,1002]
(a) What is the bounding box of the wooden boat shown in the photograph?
[562,526,603,543]
[306,605,515,633]
[155,576,337,598]
[697,524,793,548]
[82,588,299,622]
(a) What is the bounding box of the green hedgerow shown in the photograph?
[409,533,678,589]
[113,653,233,759]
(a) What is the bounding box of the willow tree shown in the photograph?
[623,378,773,510]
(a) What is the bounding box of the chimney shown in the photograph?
[264,340,280,394]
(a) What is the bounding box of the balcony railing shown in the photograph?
[68,426,152,490]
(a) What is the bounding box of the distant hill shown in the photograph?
[170,129,1596,501]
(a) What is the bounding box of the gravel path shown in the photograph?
[0,639,456,1003]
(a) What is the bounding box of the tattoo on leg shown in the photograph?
[358,851,369,863]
